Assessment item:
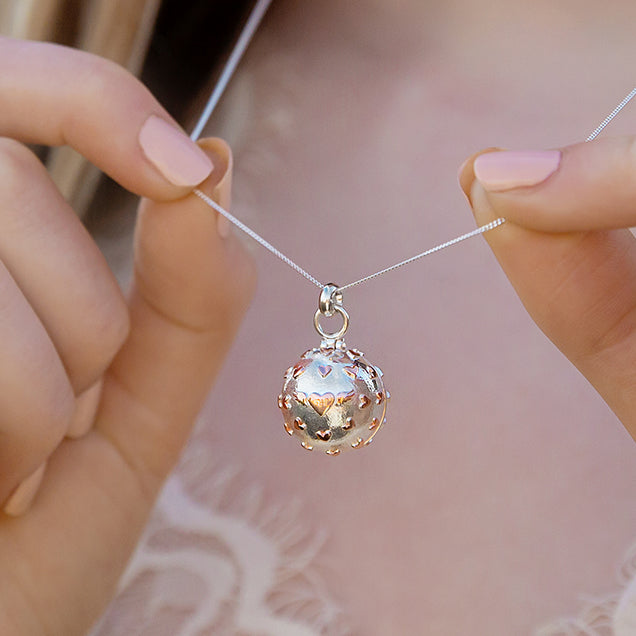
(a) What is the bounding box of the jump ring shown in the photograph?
[314,304,349,340]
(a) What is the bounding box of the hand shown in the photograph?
[0,38,255,634]
[459,139,636,442]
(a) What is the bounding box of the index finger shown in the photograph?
[0,37,213,200]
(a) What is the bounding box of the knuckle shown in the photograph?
[73,51,151,116]
[55,49,155,148]
[80,54,135,97]
[74,294,130,392]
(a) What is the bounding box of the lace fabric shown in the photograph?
[90,441,352,636]
[536,542,636,636]
[91,426,636,636]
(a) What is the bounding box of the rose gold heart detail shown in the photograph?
[336,390,355,406]
[277,394,292,410]
[294,391,309,406]
[308,392,335,416]
[317,364,332,378]
[292,359,312,378]
[316,429,332,441]
[343,365,357,379]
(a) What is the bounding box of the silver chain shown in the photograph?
[585,87,636,142]
[190,0,273,141]
[193,189,323,288]
[189,2,636,294]
[337,218,506,292]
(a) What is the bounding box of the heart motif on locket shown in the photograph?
[308,392,335,416]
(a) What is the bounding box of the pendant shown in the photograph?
[278,285,389,455]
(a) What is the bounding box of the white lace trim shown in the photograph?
[90,436,636,635]
[90,454,352,636]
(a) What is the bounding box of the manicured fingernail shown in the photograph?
[458,148,504,206]
[197,138,233,238]
[473,150,561,192]
[66,380,102,439]
[139,115,214,187]
[3,462,46,517]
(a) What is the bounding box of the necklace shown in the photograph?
[188,0,636,455]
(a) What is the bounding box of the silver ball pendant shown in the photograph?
[278,340,389,455]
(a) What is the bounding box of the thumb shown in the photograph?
[470,136,636,231]
[97,138,256,492]
[459,144,636,442]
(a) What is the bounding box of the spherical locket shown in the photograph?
[277,285,389,455]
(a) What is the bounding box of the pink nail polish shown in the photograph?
[473,150,561,192]
[139,115,214,187]
[3,462,46,517]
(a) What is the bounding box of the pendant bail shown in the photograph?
[318,283,343,317]
[314,283,349,340]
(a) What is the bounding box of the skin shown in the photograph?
[0,37,255,634]
[461,140,636,442]
[3,1,636,634]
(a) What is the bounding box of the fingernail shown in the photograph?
[458,147,503,206]
[473,150,561,192]
[197,138,233,238]
[3,462,46,517]
[66,380,102,439]
[139,115,214,187]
